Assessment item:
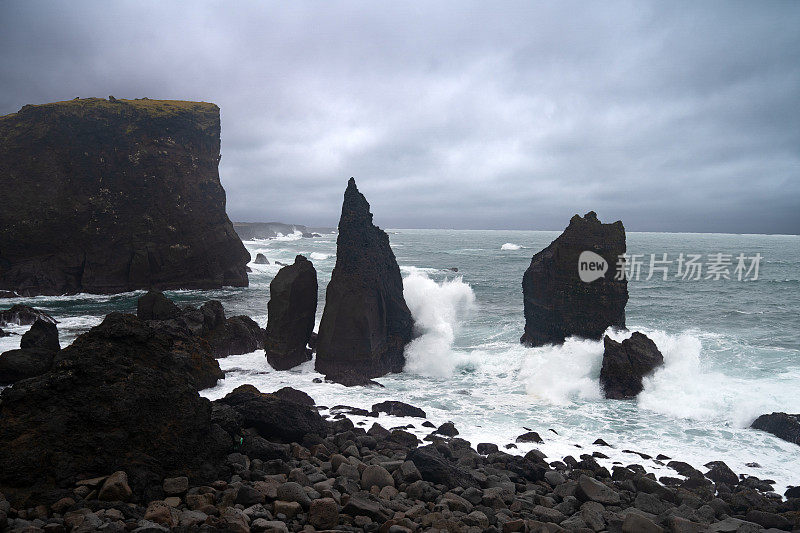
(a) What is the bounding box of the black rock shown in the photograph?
[599,332,664,399]
[436,421,459,437]
[406,444,479,489]
[20,319,60,352]
[315,178,414,384]
[516,431,544,443]
[254,253,270,265]
[477,443,499,455]
[214,384,327,443]
[137,290,182,321]
[264,255,318,370]
[750,412,800,445]
[272,386,315,406]
[0,305,57,327]
[0,347,56,385]
[0,98,249,296]
[521,211,628,346]
[371,400,427,418]
[0,313,231,506]
[205,315,266,358]
[705,461,739,486]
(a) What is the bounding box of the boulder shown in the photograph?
[315,178,414,384]
[600,332,664,399]
[0,98,249,296]
[406,444,479,489]
[20,319,60,352]
[254,253,270,265]
[516,431,543,443]
[264,255,318,370]
[214,384,327,443]
[308,497,338,529]
[98,471,133,502]
[750,412,800,445]
[575,475,621,504]
[0,313,231,506]
[0,305,57,327]
[0,348,56,384]
[521,211,628,346]
[271,387,315,406]
[371,400,426,418]
[205,315,266,358]
[137,291,181,321]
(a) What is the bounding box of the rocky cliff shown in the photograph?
[315,178,414,384]
[521,211,628,347]
[0,97,249,296]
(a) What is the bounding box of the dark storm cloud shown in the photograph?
[1,1,798,233]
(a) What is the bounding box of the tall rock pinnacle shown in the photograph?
[315,178,414,385]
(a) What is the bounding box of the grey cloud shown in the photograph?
[1,0,798,233]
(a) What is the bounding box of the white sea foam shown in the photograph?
[501,243,521,250]
[402,270,476,377]
[274,230,304,242]
[519,337,605,404]
[309,252,329,261]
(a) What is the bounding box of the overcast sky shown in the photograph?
[1,1,798,234]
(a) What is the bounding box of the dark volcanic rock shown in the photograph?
[315,178,414,384]
[137,290,182,320]
[205,315,266,358]
[750,412,800,445]
[20,319,60,351]
[521,211,628,346]
[599,332,664,399]
[371,400,427,418]
[0,348,55,385]
[264,255,318,370]
[406,445,479,489]
[254,253,270,265]
[0,313,230,505]
[0,304,57,326]
[272,386,315,406]
[0,97,249,296]
[215,384,327,443]
[136,291,264,359]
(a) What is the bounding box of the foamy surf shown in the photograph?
[501,242,521,250]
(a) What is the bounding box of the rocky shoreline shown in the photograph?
[1,390,798,533]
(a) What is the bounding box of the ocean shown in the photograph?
[2,229,799,492]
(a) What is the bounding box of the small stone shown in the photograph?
[163,497,181,508]
[144,501,176,528]
[162,476,189,495]
[98,471,132,502]
[308,497,338,529]
[272,500,301,518]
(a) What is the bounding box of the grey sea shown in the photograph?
[2,229,798,490]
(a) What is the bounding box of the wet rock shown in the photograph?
[206,314,266,358]
[0,305,57,327]
[215,384,327,443]
[137,291,181,321]
[315,178,414,384]
[371,400,426,418]
[600,332,664,399]
[20,319,60,351]
[0,346,56,385]
[750,412,800,445]
[516,431,543,443]
[705,461,739,486]
[477,443,499,455]
[436,421,459,437]
[271,387,315,406]
[521,211,628,346]
[0,98,249,297]
[264,255,318,370]
[254,254,270,265]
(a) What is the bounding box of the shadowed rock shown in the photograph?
[750,412,800,445]
[20,319,60,352]
[0,319,61,384]
[315,178,414,385]
[254,253,270,265]
[265,255,318,370]
[599,332,664,399]
[521,211,628,347]
[0,98,249,296]
[0,313,231,505]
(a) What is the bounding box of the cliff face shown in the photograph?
[315,178,414,384]
[0,97,249,296]
[521,211,628,346]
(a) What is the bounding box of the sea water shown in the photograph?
[1,229,798,491]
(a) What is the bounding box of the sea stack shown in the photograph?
[521,211,628,346]
[599,332,664,399]
[0,97,249,296]
[265,255,318,370]
[315,178,414,385]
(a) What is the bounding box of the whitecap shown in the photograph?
[501,243,521,250]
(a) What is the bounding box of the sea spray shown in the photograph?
[519,337,605,404]
[501,243,521,250]
[402,270,476,377]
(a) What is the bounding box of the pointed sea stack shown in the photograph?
[521,211,628,346]
[265,255,318,370]
[315,178,414,385]
[0,97,249,296]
